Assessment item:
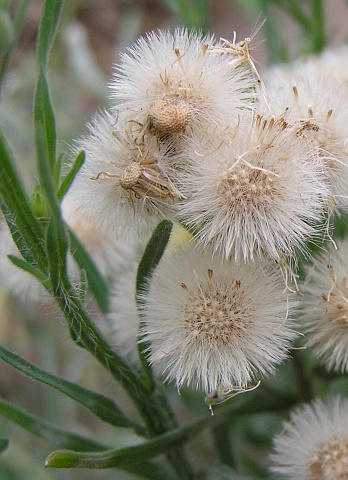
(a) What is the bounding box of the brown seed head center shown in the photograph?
[309,435,348,480]
[324,277,348,327]
[221,162,279,205]
[181,274,248,346]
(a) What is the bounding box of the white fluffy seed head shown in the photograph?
[263,57,348,211]
[316,44,348,86]
[110,28,257,142]
[300,239,348,373]
[270,396,348,480]
[140,245,298,393]
[176,114,329,262]
[67,110,180,242]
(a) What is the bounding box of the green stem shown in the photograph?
[258,0,288,63]
[46,389,298,470]
[212,423,235,468]
[292,350,314,402]
[311,0,326,52]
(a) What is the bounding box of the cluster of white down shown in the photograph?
[85,29,347,395]
[3,29,348,412]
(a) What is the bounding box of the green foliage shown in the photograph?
[0,438,9,454]
[164,0,209,31]
[0,1,347,479]
[0,345,143,432]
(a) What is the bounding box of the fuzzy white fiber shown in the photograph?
[109,28,257,140]
[263,57,348,211]
[67,111,178,242]
[140,245,298,392]
[270,396,348,479]
[300,239,348,373]
[176,114,329,262]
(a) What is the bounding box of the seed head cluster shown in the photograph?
[5,28,348,439]
[53,28,348,401]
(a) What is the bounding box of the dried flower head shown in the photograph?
[67,110,180,241]
[176,114,328,262]
[300,239,348,373]
[140,245,297,393]
[270,396,348,480]
[110,28,256,142]
[263,58,348,211]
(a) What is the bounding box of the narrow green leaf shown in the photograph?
[0,397,107,452]
[136,220,173,386]
[0,438,9,454]
[7,254,47,282]
[68,228,109,313]
[30,185,48,217]
[46,388,299,469]
[0,201,33,265]
[45,422,196,468]
[0,400,174,479]
[0,132,47,270]
[0,345,144,433]
[57,151,85,201]
[37,0,63,70]
[36,124,68,259]
[136,220,173,294]
[34,70,56,171]
[53,152,65,191]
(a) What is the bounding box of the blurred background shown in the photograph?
[0,1,348,479]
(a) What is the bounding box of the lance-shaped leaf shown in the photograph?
[7,255,47,283]
[37,0,63,70]
[0,399,176,479]
[136,220,173,387]
[0,133,47,270]
[46,387,300,470]
[136,220,173,295]
[0,345,144,434]
[0,397,107,452]
[45,412,208,469]
[34,70,56,171]
[57,150,85,201]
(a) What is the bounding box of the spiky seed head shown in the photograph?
[270,396,348,480]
